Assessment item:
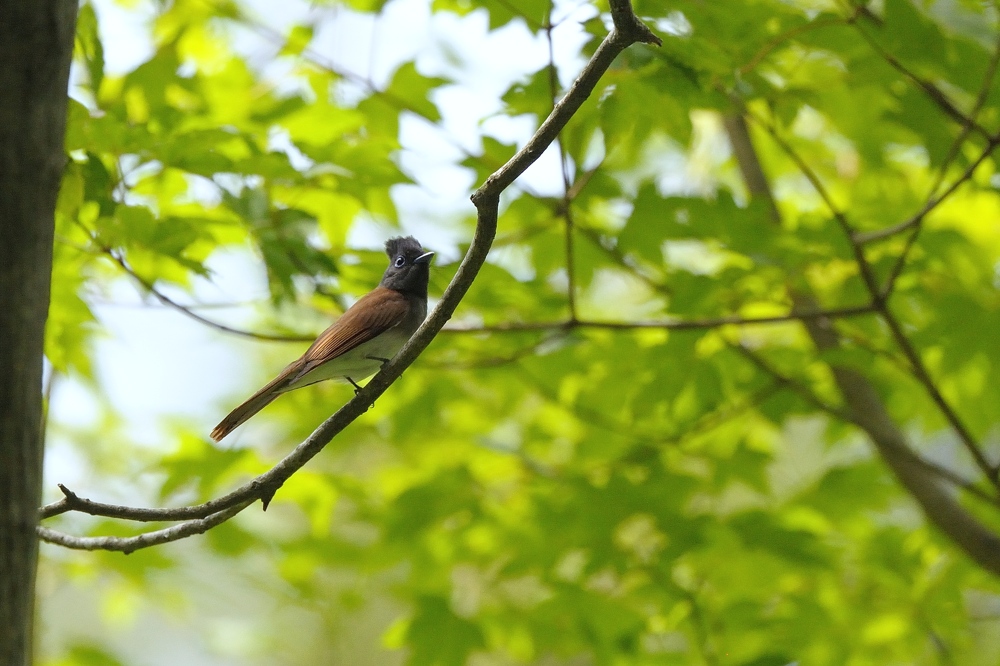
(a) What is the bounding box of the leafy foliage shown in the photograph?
[40,0,1000,664]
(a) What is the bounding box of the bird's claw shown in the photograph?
[366,355,392,369]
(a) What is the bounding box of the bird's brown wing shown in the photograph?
[295,286,410,377]
[210,287,410,441]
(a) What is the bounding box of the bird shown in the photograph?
[210,236,434,441]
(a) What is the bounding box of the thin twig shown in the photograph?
[853,15,992,140]
[854,133,1000,248]
[38,500,254,553]
[746,110,882,297]
[441,303,878,333]
[621,382,786,464]
[881,309,996,481]
[103,248,315,343]
[725,107,1000,575]
[738,14,853,76]
[422,338,554,370]
[734,346,1000,506]
[877,135,1000,297]
[545,4,579,322]
[40,484,233,521]
[928,32,1000,199]
[732,344,850,420]
[566,163,601,200]
[517,360,782,459]
[562,202,578,320]
[575,225,671,297]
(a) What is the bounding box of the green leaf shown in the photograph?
[502,68,552,121]
[405,596,485,665]
[280,24,314,57]
[65,644,126,666]
[75,3,105,95]
[728,510,830,566]
[358,62,447,141]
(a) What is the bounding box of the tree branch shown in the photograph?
[724,111,1000,576]
[853,14,993,140]
[39,0,661,552]
[874,131,1000,296]
[745,109,883,298]
[103,247,315,343]
[545,4,579,323]
[733,345,1000,507]
[743,103,996,488]
[441,304,878,334]
[37,500,254,553]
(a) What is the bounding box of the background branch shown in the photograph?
[754,106,996,484]
[723,110,1000,575]
[104,246,316,343]
[853,15,992,139]
[875,133,1000,296]
[441,304,877,333]
[733,344,1000,506]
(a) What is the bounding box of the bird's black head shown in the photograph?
[380,236,434,296]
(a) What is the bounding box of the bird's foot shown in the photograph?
[366,355,392,369]
[347,377,363,395]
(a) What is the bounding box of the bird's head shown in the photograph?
[380,236,434,296]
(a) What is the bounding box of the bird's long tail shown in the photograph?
[210,388,281,442]
[213,359,308,440]
[212,359,306,441]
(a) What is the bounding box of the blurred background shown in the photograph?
[40,0,1000,664]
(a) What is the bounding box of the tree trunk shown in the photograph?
[0,3,77,665]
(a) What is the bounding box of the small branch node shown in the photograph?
[57,484,78,501]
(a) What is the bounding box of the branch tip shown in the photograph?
[608,0,661,46]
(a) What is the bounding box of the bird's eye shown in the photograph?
[394,256,406,268]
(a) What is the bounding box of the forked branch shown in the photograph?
[724,110,1000,576]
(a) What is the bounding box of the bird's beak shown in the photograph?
[414,251,435,265]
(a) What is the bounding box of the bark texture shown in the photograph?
[0,3,77,664]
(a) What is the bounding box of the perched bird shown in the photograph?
[210,236,434,441]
